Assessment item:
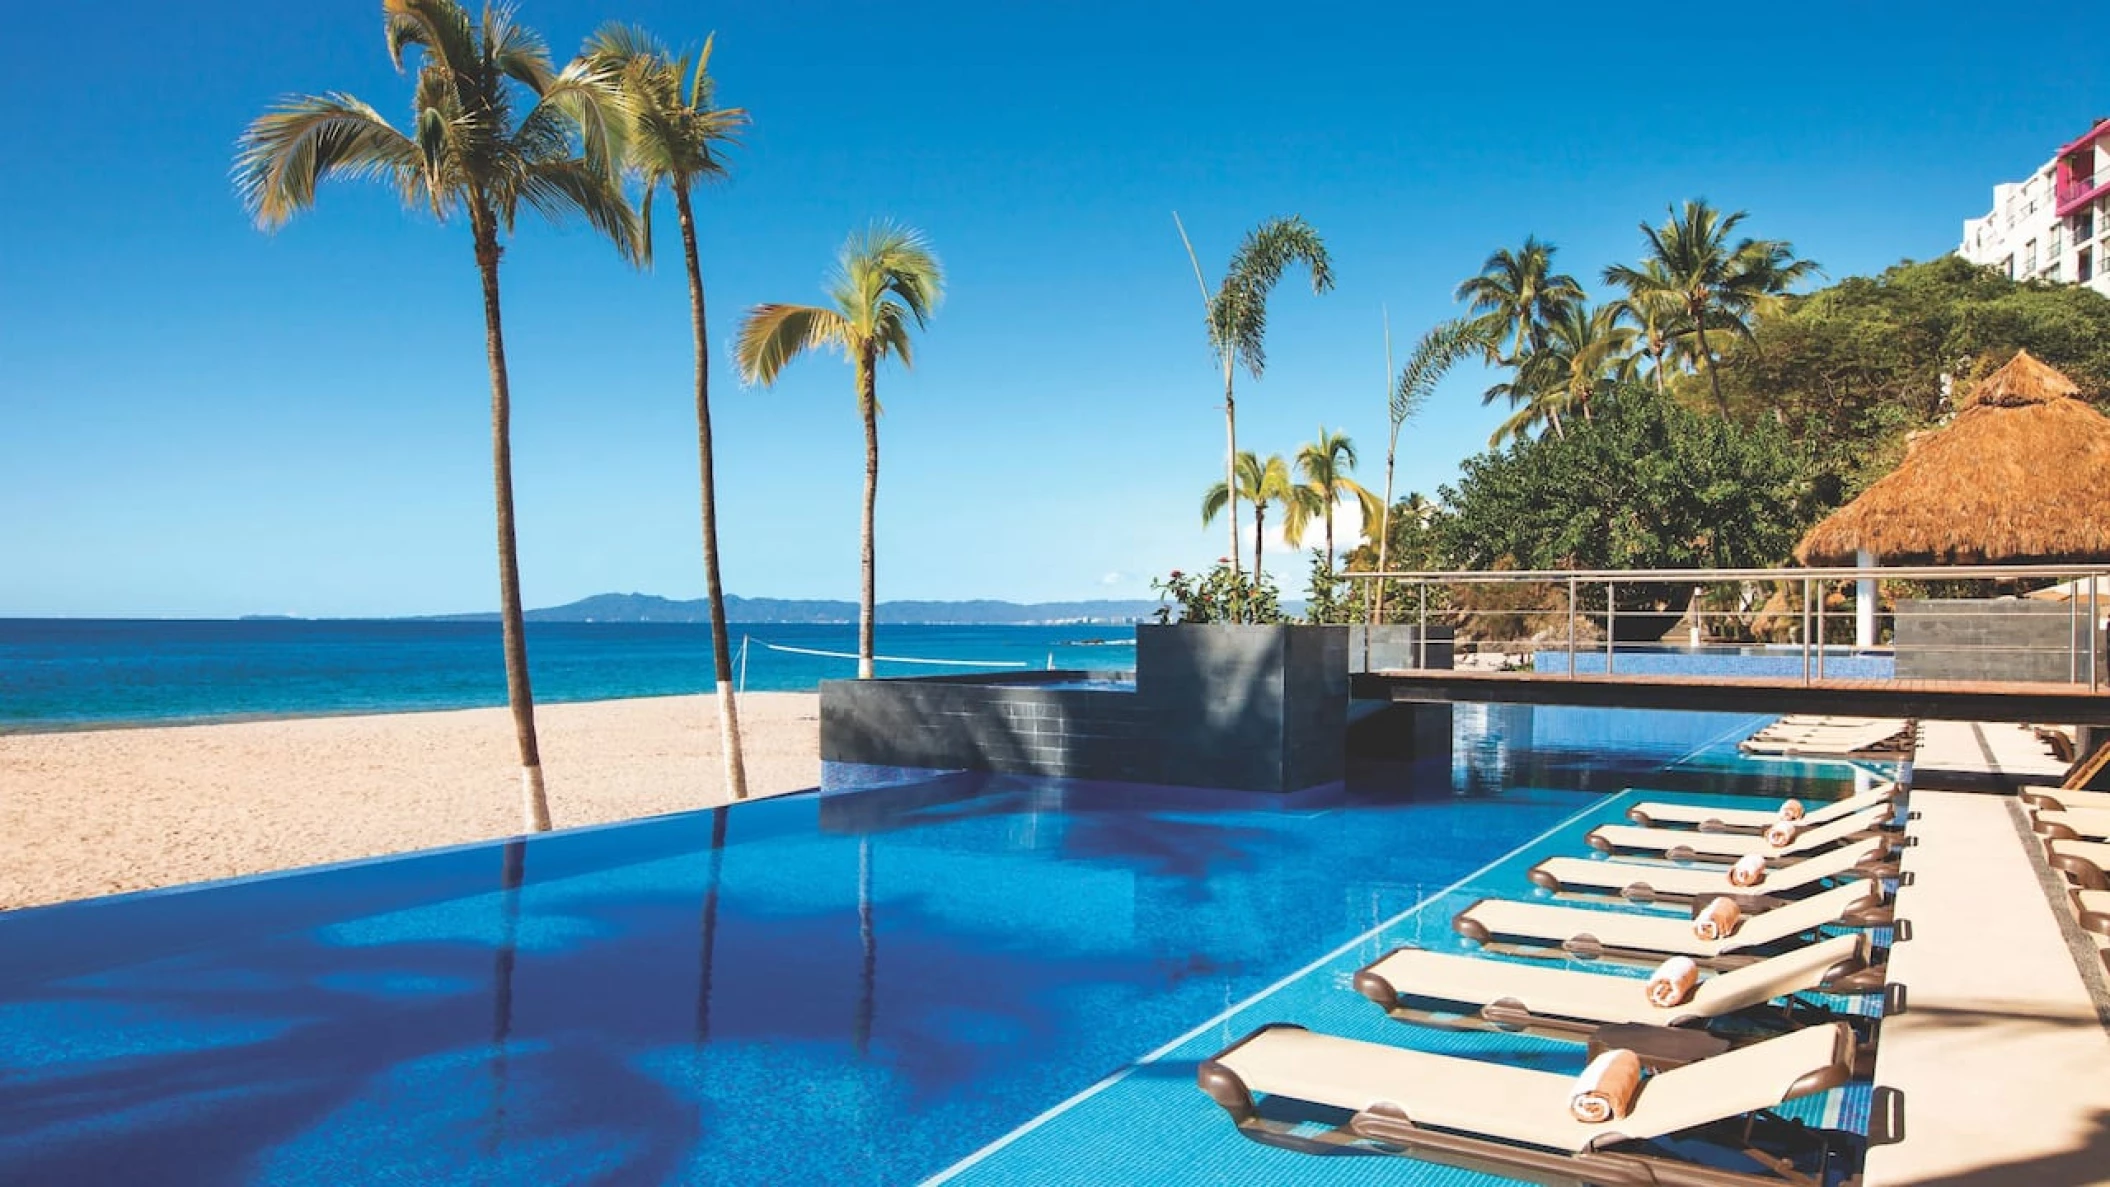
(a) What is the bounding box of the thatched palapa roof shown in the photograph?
[1796,351,2110,564]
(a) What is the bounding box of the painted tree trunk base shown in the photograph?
[521,765,552,833]
[715,681,748,800]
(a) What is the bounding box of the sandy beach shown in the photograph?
[0,692,820,911]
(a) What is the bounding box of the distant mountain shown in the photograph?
[424,592,1164,625]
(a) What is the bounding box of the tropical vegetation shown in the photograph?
[1201,451,1308,582]
[236,0,642,831]
[735,223,945,679]
[1176,215,1334,582]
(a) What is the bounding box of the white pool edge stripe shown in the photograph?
[918,789,1628,1186]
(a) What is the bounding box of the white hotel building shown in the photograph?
[1959,118,2110,297]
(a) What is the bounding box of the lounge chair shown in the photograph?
[1586,805,1896,862]
[2046,838,2110,891]
[1353,932,1880,1038]
[2023,786,2110,812]
[1198,1020,1859,1186]
[1529,837,1895,905]
[1452,878,1890,968]
[2030,806,2110,841]
[2072,889,2110,938]
[1625,782,1901,831]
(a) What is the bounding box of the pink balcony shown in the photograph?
[2056,119,2110,217]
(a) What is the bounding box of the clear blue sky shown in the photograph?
[2,1,2101,617]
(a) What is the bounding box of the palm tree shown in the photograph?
[1202,451,1305,581]
[735,224,943,679]
[587,26,752,801]
[1488,302,1634,444]
[1607,261,1688,396]
[236,0,640,832]
[1288,428,1381,577]
[1174,214,1334,577]
[1370,317,1481,631]
[1454,236,1583,366]
[1602,200,1817,416]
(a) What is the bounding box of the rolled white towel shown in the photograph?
[1763,819,1800,848]
[1728,854,1768,888]
[1778,798,1806,822]
[1645,955,1700,1007]
[1569,1048,1642,1123]
[1693,896,1742,942]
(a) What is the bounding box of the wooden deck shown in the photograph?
[1352,668,2110,725]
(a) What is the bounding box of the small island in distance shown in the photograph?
[418,591,1166,626]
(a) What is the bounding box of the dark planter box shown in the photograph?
[1135,624,1348,792]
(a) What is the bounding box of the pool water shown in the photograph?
[0,708,1884,1185]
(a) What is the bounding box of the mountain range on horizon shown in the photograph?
[421,591,1165,626]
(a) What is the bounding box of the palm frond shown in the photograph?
[1216,215,1334,377]
[517,157,643,263]
[235,94,424,228]
[383,0,477,74]
[1391,317,1484,429]
[484,5,557,94]
[735,303,851,387]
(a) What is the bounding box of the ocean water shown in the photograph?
[0,620,1139,732]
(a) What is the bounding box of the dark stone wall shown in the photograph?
[822,625,1353,793]
[1894,598,2105,684]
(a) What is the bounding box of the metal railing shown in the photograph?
[1345,563,2110,692]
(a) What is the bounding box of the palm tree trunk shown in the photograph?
[1253,503,1266,581]
[1696,318,1728,416]
[858,350,880,680]
[1373,437,1396,633]
[674,184,747,801]
[472,214,551,833]
[1324,503,1336,578]
[1222,357,1240,575]
[1652,343,1667,396]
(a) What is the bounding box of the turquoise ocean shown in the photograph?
[0,620,1139,733]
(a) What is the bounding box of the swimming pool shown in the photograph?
[0,708,1882,1184]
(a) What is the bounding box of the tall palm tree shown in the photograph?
[236,0,640,832]
[1602,200,1817,416]
[1202,451,1306,581]
[1288,428,1381,577]
[1370,317,1481,630]
[1454,235,1583,366]
[1175,214,1334,578]
[587,26,752,801]
[1488,302,1634,444]
[735,224,943,679]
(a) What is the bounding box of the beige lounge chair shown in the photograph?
[1353,933,1880,1037]
[2031,806,2110,841]
[1625,782,1901,831]
[2047,838,2110,890]
[1452,878,1890,967]
[2073,889,2110,937]
[1198,1020,1858,1185]
[1530,837,1895,905]
[1586,806,1895,862]
[2023,786,2110,812]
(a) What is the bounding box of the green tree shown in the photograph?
[1175,215,1334,575]
[1488,302,1636,444]
[1288,427,1381,578]
[1202,451,1308,582]
[1602,200,1817,417]
[1440,382,1813,631]
[1455,235,1583,366]
[1712,254,2110,499]
[586,26,751,799]
[1368,318,1482,627]
[236,0,641,832]
[735,224,944,679]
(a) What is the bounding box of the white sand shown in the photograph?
[0,692,819,910]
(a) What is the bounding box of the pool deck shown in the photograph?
[1864,791,2110,1185]
[1910,720,2070,792]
